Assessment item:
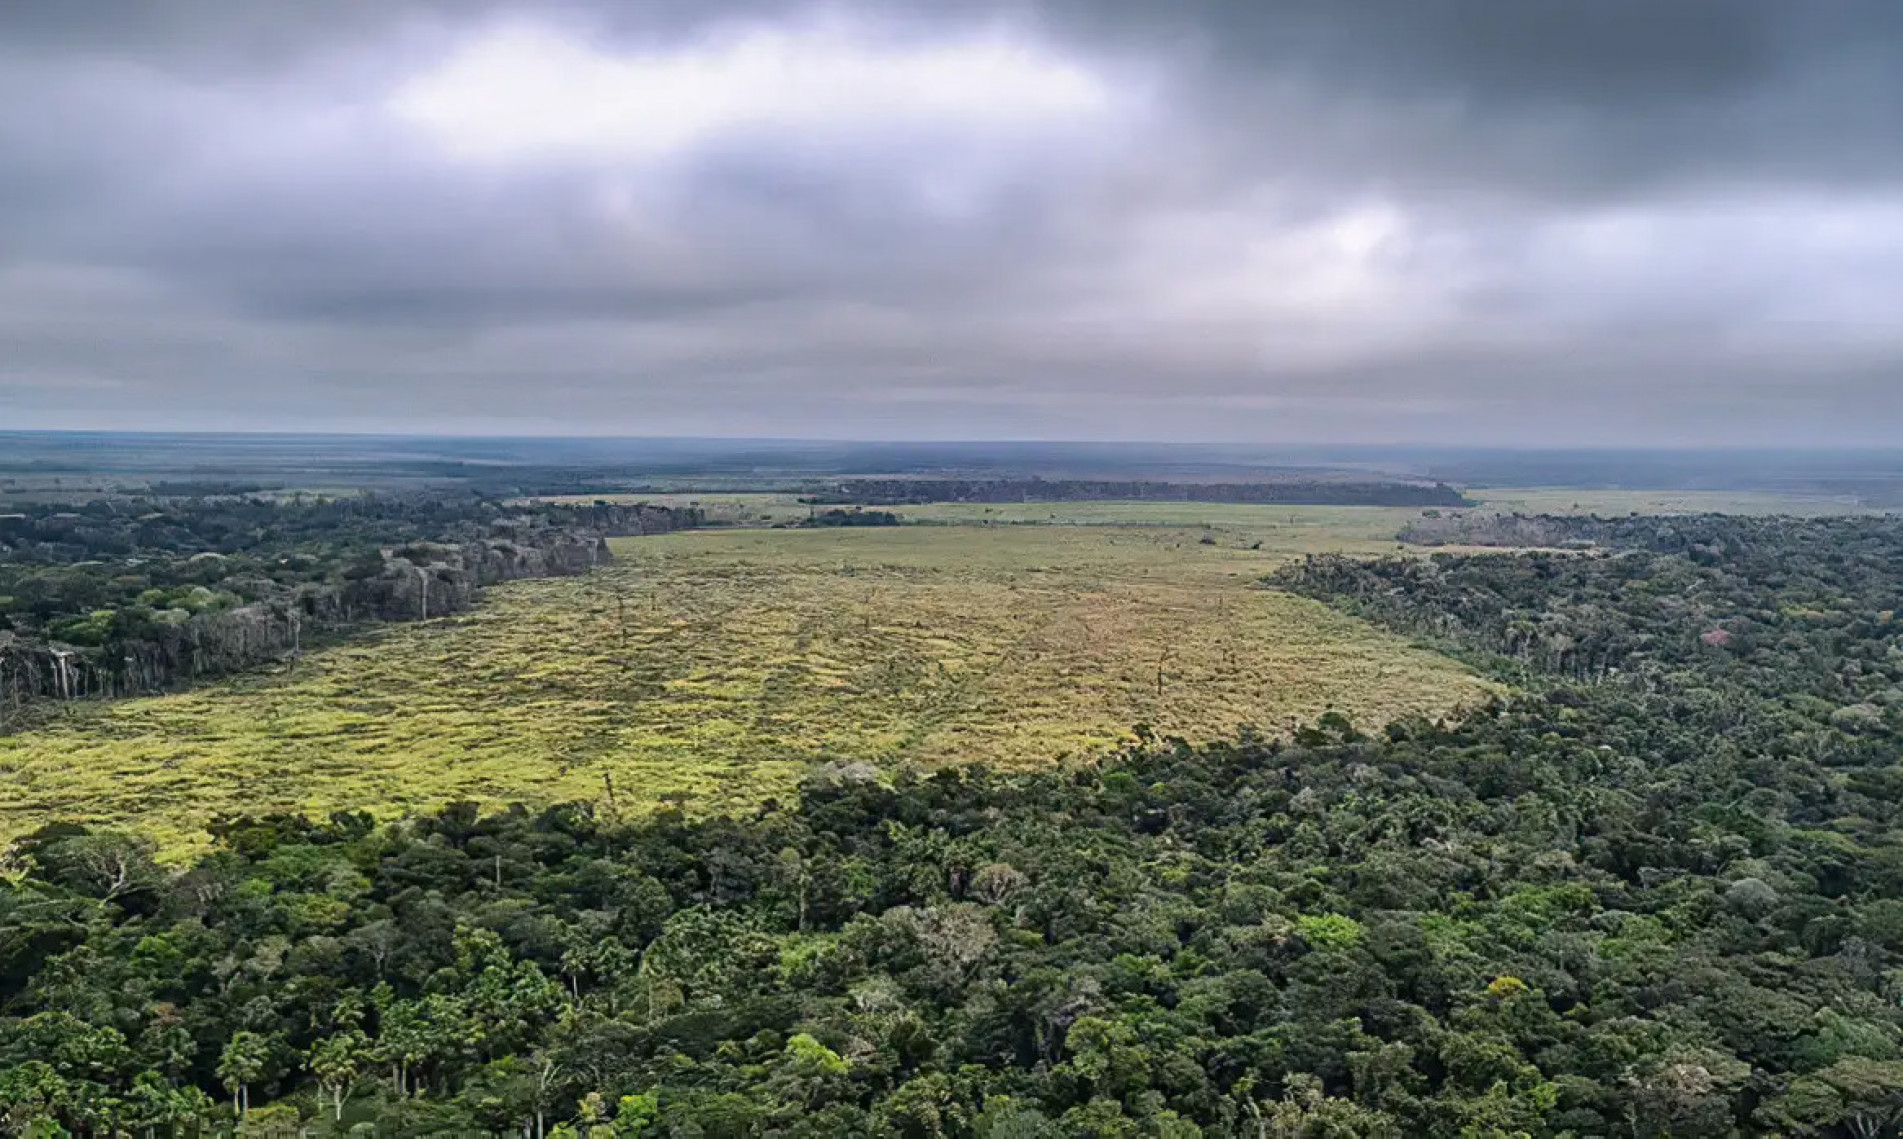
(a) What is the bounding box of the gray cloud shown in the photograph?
[1,0,1900,444]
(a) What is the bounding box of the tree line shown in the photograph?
[0,496,702,718]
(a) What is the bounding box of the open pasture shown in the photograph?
[1466,487,1879,517]
[0,517,1490,854]
[531,488,1885,532]
[533,492,1447,541]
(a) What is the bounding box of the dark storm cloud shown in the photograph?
[1,0,1899,442]
[1064,0,1903,199]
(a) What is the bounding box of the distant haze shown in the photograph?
[2,2,1900,444]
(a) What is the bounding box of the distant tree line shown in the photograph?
[1392,509,1903,556]
[801,479,1470,508]
[796,508,904,528]
[1291,511,1903,687]
[7,513,1903,1133]
[0,495,701,716]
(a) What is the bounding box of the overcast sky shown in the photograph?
[3,1,1900,444]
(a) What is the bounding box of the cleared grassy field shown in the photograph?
[0,519,1490,854]
[533,487,1885,526]
[532,492,1446,539]
[1466,487,1879,516]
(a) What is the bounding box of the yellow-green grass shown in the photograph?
[527,492,1452,540]
[0,523,1492,856]
[891,500,1446,541]
[1467,487,1881,517]
[529,487,1889,526]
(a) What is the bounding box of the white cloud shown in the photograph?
[388,18,1118,164]
[1519,192,1903,349]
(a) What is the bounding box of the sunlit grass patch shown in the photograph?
[0,521,1491,855]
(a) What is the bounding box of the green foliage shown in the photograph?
[799,508,904,527]
[613,1092,660,1136]
[6,511,1903,1134]
[1293,914,1363,951]
[0,493,698,710]
[1,523,1485,853]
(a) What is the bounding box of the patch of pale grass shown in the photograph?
[0,523,1490,855]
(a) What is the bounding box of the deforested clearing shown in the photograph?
[0,521,1492,853]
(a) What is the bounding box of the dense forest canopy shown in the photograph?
[7,511,1903,1135]
[0,496,700,713]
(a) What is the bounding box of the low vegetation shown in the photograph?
[0,523,1487,853]
[8,512,1903,1135]
[799,477,1469,508]
[1463,487,1880,517]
